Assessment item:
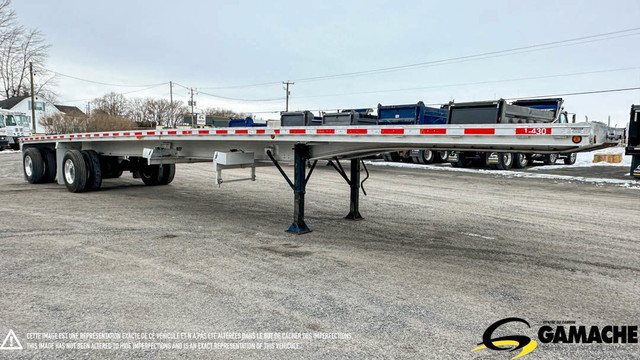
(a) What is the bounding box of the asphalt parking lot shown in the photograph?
[0,151,638,359]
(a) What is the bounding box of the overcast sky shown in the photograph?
[13,0,640,126]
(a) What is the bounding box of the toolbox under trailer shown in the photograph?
[20,122,624,234]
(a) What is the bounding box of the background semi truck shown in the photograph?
[446,98,578,169]
[0,109,31,150]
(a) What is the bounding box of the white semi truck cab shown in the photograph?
[0,109,31,150]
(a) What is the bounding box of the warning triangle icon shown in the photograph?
[0,329,22,350]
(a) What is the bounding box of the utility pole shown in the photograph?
[283,81,294,112]
[29,62,36,132]
[169,81,174,127]
[190,88,195,128]
[169,81,173,108]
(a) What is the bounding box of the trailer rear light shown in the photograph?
[572,136,582,143]
[498,117,502,123]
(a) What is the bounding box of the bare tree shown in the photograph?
[0,0,16,40]
[204,107,248,119]
[92,92,129,117]
[168,100,188,127]
[0,1,51,99]
[0,25,50,98]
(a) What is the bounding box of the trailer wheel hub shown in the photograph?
[24,155,33,177]
[64,159,76,184]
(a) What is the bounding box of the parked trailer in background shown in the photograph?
[446,98,577,169]
[18,120,624,234]
[626,104,640,178]
[321,108,378,126]
[376,102,449,163]
[281,111,322,127]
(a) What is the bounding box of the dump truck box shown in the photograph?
[448,98,561,125]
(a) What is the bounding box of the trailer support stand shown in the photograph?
[285,144,312,234]
[345,158,363,220]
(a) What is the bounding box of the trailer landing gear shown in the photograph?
[268,145,369,234]
[267,144,317,234]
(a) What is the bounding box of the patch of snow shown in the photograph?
[529,147,630,170]
[463,233,496,240]
[0,150,20,155]
[365,160,640,190]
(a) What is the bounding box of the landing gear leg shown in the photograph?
[288,144,311,234]
[345,159,363,220]
[267,144,315,234]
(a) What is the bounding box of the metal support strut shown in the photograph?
[328,158,365,221]
[345,159,363,220]
[267,144,316,234]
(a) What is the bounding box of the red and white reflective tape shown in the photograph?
[19,126,557,142]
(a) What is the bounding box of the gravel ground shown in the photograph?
[0,151,638,359]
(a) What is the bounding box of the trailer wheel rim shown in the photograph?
[64,158,75,184]
[503,153,513,166]
[423,150,433,162]
[570,153,577,161]
[24,155,33,177]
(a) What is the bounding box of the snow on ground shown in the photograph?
[0,150,20,155]
[529,146,630,170]
[365,147,640,190]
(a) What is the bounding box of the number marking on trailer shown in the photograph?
[516,127,551,135]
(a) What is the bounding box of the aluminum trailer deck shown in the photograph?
[20,122,624,234]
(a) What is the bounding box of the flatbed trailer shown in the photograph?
[19,122,625,234]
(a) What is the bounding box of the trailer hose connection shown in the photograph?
[360,159,369,196]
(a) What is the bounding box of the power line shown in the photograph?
[39,66,167,88]
[293,29,640,83]
[171,82,283,102]
[198,90,284,102]
[60,82,169,103]
[248,85,640,114]
[500,86,640,101]
[193,26,640,89]
[292,66,640,99]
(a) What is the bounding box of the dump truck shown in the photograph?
[321,108,378,126]
[626,104,640,178]
[446,98,578,169]
[375,102,449,163]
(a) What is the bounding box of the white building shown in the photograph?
[0,96,85,134]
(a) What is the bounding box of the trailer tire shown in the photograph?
[436,151,449,163]
[544,153,558,165]
[23,147,45,184]
[41,148,57,183]
[564,152,577,165]
[82,150,102,191]
[140,164,161,186]
[62,150,88,193]
[382,153,394,162]
[420,150,434,164]
[158,164,175,185]
[412,155,423,164]
[495,152,513,170]
[513,153,528,169]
